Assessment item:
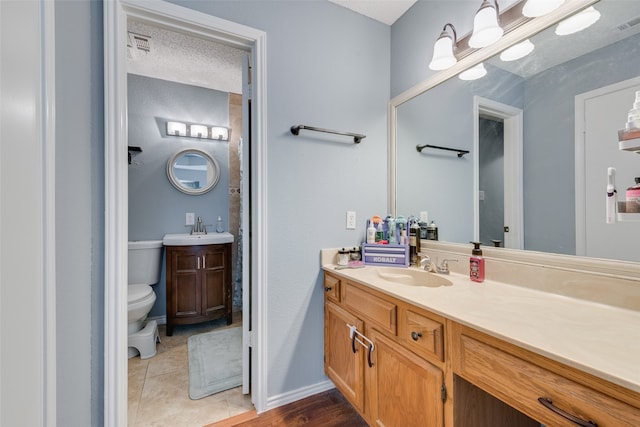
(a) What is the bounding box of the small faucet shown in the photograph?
[418,254,433,272]
[436,258,458,275]
[188,216,208,235]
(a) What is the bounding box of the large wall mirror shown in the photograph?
[166,148,221,195]
[390,0,640,263]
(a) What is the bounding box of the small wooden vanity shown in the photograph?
[323,266,640,427]
[165,243,232,336]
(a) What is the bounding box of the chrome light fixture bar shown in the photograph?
[428,23,458,71]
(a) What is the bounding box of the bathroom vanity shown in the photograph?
[165,243,232,336]
[322,247,640,427]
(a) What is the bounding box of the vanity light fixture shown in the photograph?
[522,0,564,18]
[189,124,209,138]
[165,120,230,141]
[469,0,504,48]
[166,121,187,136]
[428,23,458,71]
[555,6,600,36]
[499,39,535,61]
[210,126,230,141]
[459,62,487,81]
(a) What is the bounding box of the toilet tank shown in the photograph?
[128,240,164,285]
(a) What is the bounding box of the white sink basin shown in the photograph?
[162,232,234,246]
[355,266,452,288]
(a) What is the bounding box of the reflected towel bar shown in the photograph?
[416,144,469,158]
[291,125,366,144]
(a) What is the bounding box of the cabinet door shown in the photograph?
[369,328,445,427]
[201,245,227,315]
[325,301,365,413]
[168,247,200,318]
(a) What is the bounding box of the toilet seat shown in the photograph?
[129,284,154,304]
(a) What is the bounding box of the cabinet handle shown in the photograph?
[537,397,598,427]
[411,331,423,341]
[197,257,200,269]
[202,256,206,269]
[324,286,332,292]
[351,331,358,353]
[367,342,374,368]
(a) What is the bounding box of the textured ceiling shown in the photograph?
[127,20,246,94]
[328,0,417,25]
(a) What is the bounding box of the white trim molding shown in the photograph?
[104,1,268,424]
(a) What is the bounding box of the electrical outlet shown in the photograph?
[346,211,357,230]
[186,212,195,225]
[479,191,485,201]
[420,211,429,222]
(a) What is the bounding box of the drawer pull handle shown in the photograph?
[367,342,374,368]
[324,286,332,292]
[411,331,423,341]
[537,397,598,427]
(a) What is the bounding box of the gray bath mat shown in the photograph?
[187,326,242,399]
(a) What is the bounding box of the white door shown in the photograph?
[577,78,640,261]
[241,54,251,395]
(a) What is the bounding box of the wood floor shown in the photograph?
[206,388,368,427]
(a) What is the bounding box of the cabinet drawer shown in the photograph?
[401,309,444,362]
[454,327,640,427]
[323,273,340,302]
[343,282,397,335]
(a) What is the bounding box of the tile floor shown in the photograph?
[128,312,253,427]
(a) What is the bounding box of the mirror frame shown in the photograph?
[166,148,221,195]
[388,0,640,280]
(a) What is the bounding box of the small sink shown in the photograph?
[370,267,452,287]
[162,232,234,246]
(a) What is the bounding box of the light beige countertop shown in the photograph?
[321,254,640,394]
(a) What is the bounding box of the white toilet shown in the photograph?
[128,240,163,359]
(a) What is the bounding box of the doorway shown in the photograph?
[104,1,268,425]
[474,96,524,250]
[575,76,640,261]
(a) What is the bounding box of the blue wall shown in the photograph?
[55,0,390,423]
[128,74,231,317]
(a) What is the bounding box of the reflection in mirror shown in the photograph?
[166,148,220,195]
[393,0,640,262]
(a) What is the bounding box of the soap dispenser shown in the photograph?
[216,216,224,233]
[470,242,484,283]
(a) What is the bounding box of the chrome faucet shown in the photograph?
[436,258,458,274]
[187,216,208,235]
[419,254,433,272]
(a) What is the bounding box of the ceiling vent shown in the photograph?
[128,32,151,53]
[616,16,640,32]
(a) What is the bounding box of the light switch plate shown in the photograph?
[346,211,357,229]
[186,212,195,225]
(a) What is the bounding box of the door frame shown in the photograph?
[474,96,524,249]
[104,1,268,424]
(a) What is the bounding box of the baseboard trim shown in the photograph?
[148,315,166,325]
[263,380,335,413]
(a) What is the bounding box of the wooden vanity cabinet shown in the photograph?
[323,272,446,427]
[165,244,232,336]
[451,322,640,427]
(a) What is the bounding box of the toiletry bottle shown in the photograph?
[366,219,376,244]
[216,216,224,233]
[627,177,640,213]
[470,242,485,283]
[375,221,384,242]
[388,217,397,244]
[427,221,438,240]
[409,219,420,265]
